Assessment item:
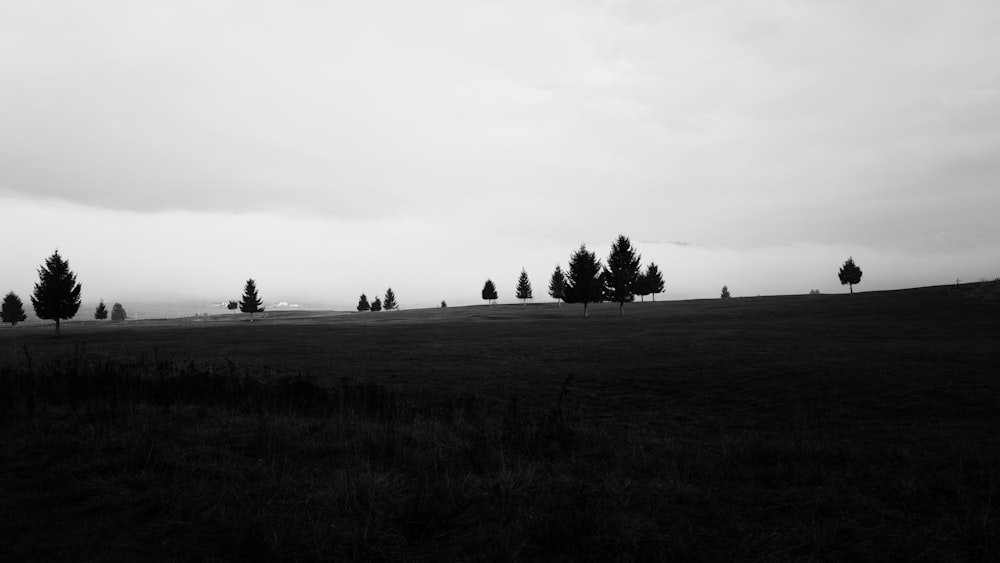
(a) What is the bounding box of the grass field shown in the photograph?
[2,282,998,561]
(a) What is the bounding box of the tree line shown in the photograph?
[3,247,864,333]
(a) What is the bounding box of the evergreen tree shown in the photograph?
[482,279,498,305]
[31,250,82,335]
[643,263,665,301]
[94,300,108,320]
[227,300,238,313]
[111,302,128,322]
[515,269,533,304]
[838,257,863,293]
[604,235,642,317]
[1,291,28,327]
[383,288,398,311]
[239,278,264,319]
[563,245,605,318]
[721,285,731,298]
[635,272,650,302]
[548,265,566,306]
[371,296,383,312]
[357,293,370,312]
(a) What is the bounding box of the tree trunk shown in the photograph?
[55,318,60,336]
[619,302,624,317]
[583,302,588,318]
[850,284,853,294]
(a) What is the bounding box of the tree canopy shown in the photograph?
[515,269,532,304]
[838,257,863,294]
[94,300,108,320]
[562,245,605,317]
[642,263,665,301]
[604,235,642,317]
[111,302,127,322]
[227,300,238,312]
[1,291,28,327]
[31,250,82,335]
[548,265,566,305]
[482,279,498,305]
[239,278,264,318]
[371,296,383,312]
[383,288,398,311]
[357,293,370,312]
[721,285,731,298]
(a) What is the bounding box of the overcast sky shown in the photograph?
[2,1,998,310]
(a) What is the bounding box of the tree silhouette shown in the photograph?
[111,302,127,322]
[643,263,665,301]
[838,257,863,294]
[94,300,108,320]
[357,293,370,312]
[604,235,642,317]
[383,288,398,311]
[721,285,731,298]
[515,269,533,304]
[227,300,238,314]
[482,279,498,305]
[1,292,28,327]
[31,250,82,335]
[548,265,566,306]
[371,296,383,312]
[563,245,605,318]
[239,278,264,319]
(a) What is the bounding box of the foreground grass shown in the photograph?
[2,283,999,560]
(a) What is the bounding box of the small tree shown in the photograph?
[371,296,383,312]
[357,293,370,312]
[441,300,447,308]
[227,300,238,313]
[111,302,127,322]
[383,288,398,311]
[94,300,108,320]
[31,250,83,335]
[1,291,28,327]
[563,245,605,318]
[482,279,498,305]
[515,269,533,304]
[635,272,649,302]
[643,263,665,301]
[721,285,731,298]
[548,265,566,306]
[604,235,642,317]
[838,257,863,294]
[239,278,265,319]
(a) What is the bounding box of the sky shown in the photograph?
[2,0,998,311]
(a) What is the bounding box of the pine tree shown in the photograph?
[838,257,863,293]
[111,302,128,322]
[482,279,498,305]
[1,291,28,327]
[357,293,370,312]
[604,235,642,317]
[548,265,566,306]
[721,285,731,298]
[643,263,665,301]
[94,300,108,320]
[239,278,264,319]
[515,269,533,304]
[31,250,82,335]
[371,296,383,312]
[383,288,398,311]
[563,245,605,318]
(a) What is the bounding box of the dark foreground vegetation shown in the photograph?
[2,282,999,561]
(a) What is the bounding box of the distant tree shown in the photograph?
[111,302,127,322]
[441,300,447,308]
[809,289,821,295]
[721,285,731,298]
[239,278,265,319]
[357,293,370,312]
[31,250,82,335]
[371,296,383,312]
[838,257,863,294]
[94,300,108,320]
[604,235,642,317]
[515,269,533,304]
[635,272,649,302]
[227,300,238,313]
[563,245,605,318]
[1,291,28,327]
[643,263,665,301]
[548,265,566,306]
[482,279,498,305]
[383,288,398,311]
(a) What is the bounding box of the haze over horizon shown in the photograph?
[3,1,998,310]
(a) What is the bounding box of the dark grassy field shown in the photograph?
[2,282,998,561]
